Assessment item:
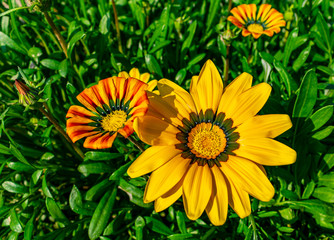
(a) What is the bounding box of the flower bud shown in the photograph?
[14,80,38,106]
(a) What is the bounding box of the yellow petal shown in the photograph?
[235,138,297,166]
[228,83,271,127]
[129,68,141,79]
[158,78,197,115]
[118,71,130,78]
[237,114,292,139]
[217,72,252,115]
[183,164,212,220]
[230,7,246,25]
[221,156,275,202]
[140,72,150,83]
[127,146,181,178]
[147,80,157,91]
[134,116,180,146]
[224,175,251,218]
[205,166,228,226]
[155,181,183,212]
[144,155,190,202]
[146,91,183,127]
[257,4,272,21]
[190,60,223,113]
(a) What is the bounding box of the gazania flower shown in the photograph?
[227,4,286,39]
[127,60,296,225]
[118,68,157,92]
[66,77,149,149]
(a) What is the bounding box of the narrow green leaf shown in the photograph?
[144,217,173,235]
[292,45,312,72]
[10,209,23,233]
[0,31,25,54]
[10,143,33,166]
[292,69,317,120]
[24,215,35,240]
[42,172,53,198]
[84,151,122,161]
[318,173,334,188]
[2,181,28,193]
[312,126,334,140]
[273,60,292,97]
[40,59,60,70]
[109,160,133,180]
[316,13,331,51]
[145,54,163,78]
[167,234,195,240]
[176,211,187,234]
[181,21,197,55]
[45,197,69,224]
[303,105,334,132]
[206,0,220,32]
[7,162,34,172]
[85,179,113,201]
[67,30,86,58]
[283,28,299,67]
[88,186,117,240]
[135,216,145,240]
[312,187,334,203]
[302,180,316,199]
[78,162,113,176]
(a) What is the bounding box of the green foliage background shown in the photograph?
[0,0,333,239]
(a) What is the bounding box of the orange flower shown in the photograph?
[66,77,149,149]
[227,4,286,39]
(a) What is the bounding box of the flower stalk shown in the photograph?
[39,103,85,160]
[128,135,145,152]
[111,0,123,54]
[43,11,68,58]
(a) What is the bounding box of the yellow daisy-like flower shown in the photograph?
[127,60,296,225]
[66,77,149,149]
[118,68,157,92]
[227,4,286,39]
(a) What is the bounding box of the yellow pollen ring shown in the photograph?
[187,123,226,159]
[247,23,264,33]
[101,110,127,132]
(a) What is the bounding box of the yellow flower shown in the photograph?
[118,68,157,92]
[227,4,286,39]
[66,77,149,149]
[127,60,296,225]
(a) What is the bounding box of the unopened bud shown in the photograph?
[221,29,234,46]
[284,9,294,22]
[14,80,38,106]
[30,0,51,12]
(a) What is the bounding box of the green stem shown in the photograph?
[111,0,123,53]
[223,45,230,85]
[128,135,145,152]
[39,103,84,160]
[248,213,257,232]
[43,11,68,58]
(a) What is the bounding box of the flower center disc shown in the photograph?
[247,23,264,33]
[187,123,226,159]
[101,110,127,132]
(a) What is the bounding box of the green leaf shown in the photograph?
[292,45,312,72]
[109,160,133,180]
[149,40,171,54]
[67,30,86,58]
[99,13,110,35]
[32,170,43,185]
[24,215,35,240]
[303,105,334,132]
[316,13,331,51]
[176,211,187,234]
[40,59,60,70]
[144,217,173,235]
[292,69,317,125]
[312,187,334,203]
[70,185,84,214]
[312,126,334,140]
[0,31,26,54]
[42,172,53,199]
[10,143,33,167]
[77,162,113,176]
[318,173,334,188]
[283,28,299,67]
[7,161,34,172]
[2,181,28,193]
[84,151,122,161]
[10,209,23,233]
[85,179,113,201]
[273,60,293,97]
[181,20,197,55]
[88,186,117,240]
[278,227,294,233]
[206,0,220,32]
[145,54,163,78]
[45,197,69,224]
[186,53,206,70]
[302,180,316,199]
[167,234,195,240]
[59,59,68,78]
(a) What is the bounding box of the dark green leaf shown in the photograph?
[88,186,117,240]
[312,187,334,203]
[0,31,26,54]
[135,216,145,240]
[77,162,113,176]
[318,173,334,188]
[45,197,69,224]
[40,59,60,70]
[145,54,163,78]
[316,13,331,51]
[84,151,122,161]
[2,181,28,193]
[144,217,173,235]
[292,45,311,72]
[303,105,334,132]
[10,209,23,233]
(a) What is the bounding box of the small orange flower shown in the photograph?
[66,77,149,149]
[227,4,286,39]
